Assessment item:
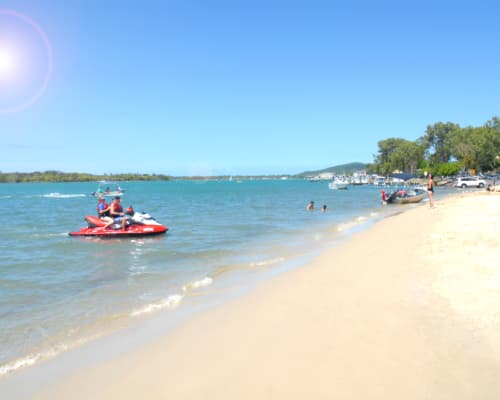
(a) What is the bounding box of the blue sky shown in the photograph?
[1,0,499,176]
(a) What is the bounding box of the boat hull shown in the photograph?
[328,182,348,190]
[70,214,168,237]
[92,191,124,198]
[69,224,167,237]
[389,193,425,204]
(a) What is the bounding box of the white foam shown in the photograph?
[183,277,214,292]
[0,354,41,376]
[338,214,372,232]
[32,232,69,238]
[40,193,86,198]
[337,221,356,232]
[130,294,184,317]
[249,257,285,267]
[0,344,65,376]
[0,334,103,376]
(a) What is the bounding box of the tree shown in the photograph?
[389,141,425,174]
[450,121,500,172]
[420,122,459,167]
[374,138,425,175]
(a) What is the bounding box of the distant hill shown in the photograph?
[296,162,368,177]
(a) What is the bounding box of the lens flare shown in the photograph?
[0,9,53,114]
[0,47,16,78]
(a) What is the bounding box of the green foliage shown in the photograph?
[0,171,173,183]
[373,138,425,175]
[432,161,462,177]
[372,116,499,175]
[421,122,459,166]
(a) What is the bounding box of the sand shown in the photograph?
[28,192,500,399]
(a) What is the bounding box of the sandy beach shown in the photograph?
[21,192,500,399]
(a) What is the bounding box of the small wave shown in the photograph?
[0,342,67,377]
[249,257,285,267]
[39,193,86,199]
[182,277,213,292]
[130,294,184,317]
[0,354,41,376]
[0,332,106,377]
[337,221,357,232]
[0,195,12,199]
[31,232,69,238]
[338,214,373,232]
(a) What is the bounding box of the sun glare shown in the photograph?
[0,48,16,79]
[0,9,53,113]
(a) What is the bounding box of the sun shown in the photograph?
[0,47,16,79]
[0,9,53,113]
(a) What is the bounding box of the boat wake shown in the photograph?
[38,193,87,199]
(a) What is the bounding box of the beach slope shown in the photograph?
[36,193,500,400]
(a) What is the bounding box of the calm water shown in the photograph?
[0,180,450,377]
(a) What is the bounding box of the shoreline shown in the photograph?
[0,186,404,383]
[3,192,499,399]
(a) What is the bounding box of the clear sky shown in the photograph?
[1,0,499,176]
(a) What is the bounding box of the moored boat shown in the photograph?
[387,188,426,204]
[328,176,349,190]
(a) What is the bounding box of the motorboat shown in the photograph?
[91,181,125,197]
[69,212,168,237]
[328,176,348,190]
[386,188,426,204]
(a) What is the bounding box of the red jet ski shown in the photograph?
[69,212,168,237]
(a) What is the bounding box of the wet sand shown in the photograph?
[29,192,500,399]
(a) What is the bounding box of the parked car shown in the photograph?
[454,176,486,188]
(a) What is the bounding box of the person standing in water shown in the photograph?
[306,201,314,211]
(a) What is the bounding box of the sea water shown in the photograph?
[0,180,451,378]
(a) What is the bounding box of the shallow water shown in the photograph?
[0,179,454,376]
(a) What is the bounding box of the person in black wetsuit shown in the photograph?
[427,174,435,208]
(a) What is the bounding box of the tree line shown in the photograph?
[368,116,500,177]
[0,171,172,183]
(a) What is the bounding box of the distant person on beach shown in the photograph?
[322,205,327,212]
[427,174,435,208]
[306,201,314,211]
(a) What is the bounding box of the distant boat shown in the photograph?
[350,172,369,185]
[328,176,348,190]
[91,181,125,197]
